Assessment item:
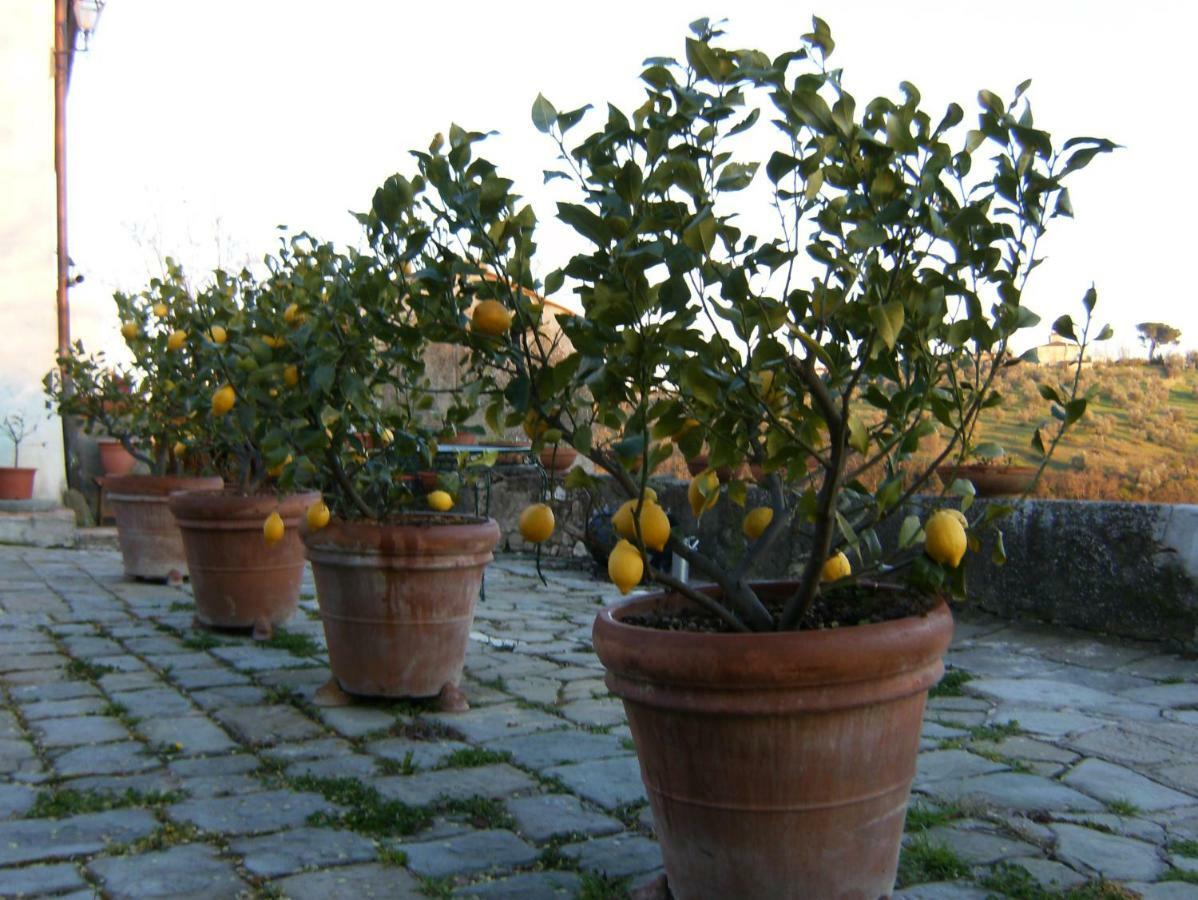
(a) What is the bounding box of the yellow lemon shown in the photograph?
[167,329,187,351]
[172,441,186,458]
[427,490,453,511]
[671,418,700,442]
[522,410,548,441]
[820,551,852,582]
[263,511,285,545]
[687,470,720,519]
[283,303,299,324]
[120,321,138,340]
[152,302,168,317]
[941,508,969,529]
[519,503,555,543]
[209,325,227,344]
[267,454,292,478]
[306,500,330,531]
[380,427,394,445]
[211,384,236,416]
[283,365,299,387]
[612,499,669,551]
[472,299,513,336]
[262,335,283,349]
[608,539,644,595]
[925,510,967,568]
[743,506,773,540]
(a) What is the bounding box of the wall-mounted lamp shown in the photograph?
[72,0,105,51]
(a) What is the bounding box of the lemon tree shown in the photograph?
[356,20,1113,628]
[45,259,215,475]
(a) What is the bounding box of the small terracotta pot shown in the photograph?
[168,490,318,634]
[304,515,500,699]
[451,431,477,446]
[97,439,138,476]
[936,463,1037,497]
[593,585,953,900]
[417,471,440,492]
[0,468,36,501]
[491,441,529,465]
[539,445,577,471]
[103,475,224,580]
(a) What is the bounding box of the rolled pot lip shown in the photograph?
[0,467,38,475]
[100,474,225,497]
[937,463,1038,475]
[167,489,320,520]
[302,513,501,556]
[593,582,953,689]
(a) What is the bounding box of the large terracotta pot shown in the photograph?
[168,490,318,636]
[303,515,500,699]
[103,475,224,580]
[936,463,1037,497]
[0,468,36,501]
[592,584,953,900]
[97,438,138,476]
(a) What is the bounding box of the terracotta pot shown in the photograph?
[685,453,732,483]
[303,514,500,698]
[103,475,224,580]
[491,441,529,465]
[168,490,318,634]
[538,445,577,471]
[451,431,478,446]
[592,584,953,900]
[937,463,1037,497]
[0,468,36,501]
[97,438,138,476]
[417,471,440,492]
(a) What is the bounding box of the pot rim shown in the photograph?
[302,513,500,555]
[168,489,320,522]
[100,474,225,498]
[0,467,37,475]
[593,582,953,693]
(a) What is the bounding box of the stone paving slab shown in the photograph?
[87,843,250,898]
[4,544,1198,898]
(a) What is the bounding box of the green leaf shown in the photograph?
[716,162,759,192]
[1095,324,1114,341]
[991,529,1007,566]
[531,94,557,133]
[727,480,747,508]
[898,514,923,549]
[847,414,869,455]
[564,467,596,490]
[766,152,800,185]
[543,270,564,296]
[1064,398,1087,426]
[870,301,905,350]
[1052,315,1076,341]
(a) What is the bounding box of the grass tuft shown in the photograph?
[296,776,432,837]
[896,835,970,888]
[1104,798,1140,817]
[435,747,511,770]
[64,658,116,681]
[260,628,322,658]
[929,668,974,698]
[28,787,181,820]
[576,872,631,900]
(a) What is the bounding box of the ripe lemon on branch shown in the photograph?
[263,511,284,546]
[608,539,644,595]
[519,503,555,543]
[472,300,513,336]
[611,497,670,551]
[427,490,454,511]
[211,385,236,416]
[924,510,967,567]
[743,506,773,540]
[687,471,720,519]
[306,500,330,531]
[820,551,851,582]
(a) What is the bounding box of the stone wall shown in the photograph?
[485,472,1198,649]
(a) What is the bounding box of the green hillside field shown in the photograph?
[963,360,1198,503]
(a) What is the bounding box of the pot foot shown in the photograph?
[435,682,469,713]
[312,677,353,708]
[167,569,185,587]
[251,618,273,642]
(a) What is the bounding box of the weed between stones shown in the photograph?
[895,835,970,887]
[1162,868,1198,885]
[182,632,226,651]
[376,845,409,867]
[1170,839,1198,857]
[929,668,974,698]
[377,752,417,776]
[903,802,965,832]
[438,795,514,830]
[64,658,116,681]
[259,628,322,658]
[981,863,1146,898]
[1104,798,1140,817]
[418,876,455,898]
[28,787,182,820]
[435,747,512,770]
[576,872,632,900]
[296,776,432,837]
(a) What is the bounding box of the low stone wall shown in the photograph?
[485,472,1198,650]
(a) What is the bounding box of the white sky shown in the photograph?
[66,1,1198,358]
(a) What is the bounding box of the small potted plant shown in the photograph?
[936,447,1039,497]
[231,232,500,710]
[46,262,224,579]
[372,18,1114,897]
[0,413,38,501]
[161,266,319,639]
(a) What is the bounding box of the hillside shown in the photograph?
[965,360,1198,503]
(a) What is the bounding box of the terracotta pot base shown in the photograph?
[169,490,317,633]
[104,475,224,580]
[593,584,953,900]
[304,514,500,702]
[0,468,36,501]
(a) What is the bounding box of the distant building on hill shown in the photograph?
[1033,334,1092,366]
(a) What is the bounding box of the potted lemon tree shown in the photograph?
[369,18,1113,897]
[225,232,500,710]
[46,262,223,579]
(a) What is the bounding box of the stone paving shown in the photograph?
[1,544,1197,899]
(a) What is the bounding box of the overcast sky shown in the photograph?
[65,1,1197,358]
